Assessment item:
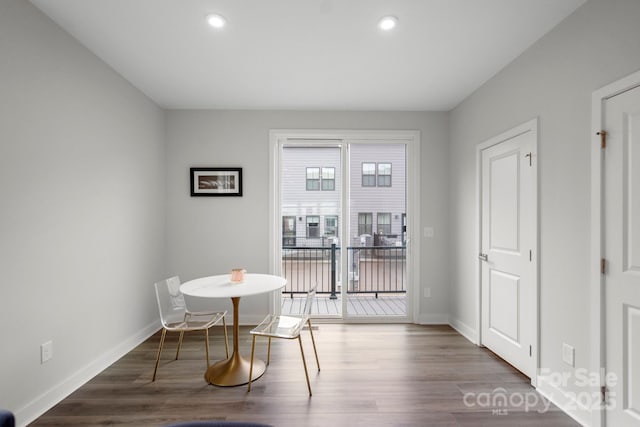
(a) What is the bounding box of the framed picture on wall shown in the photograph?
[190,167,243,197]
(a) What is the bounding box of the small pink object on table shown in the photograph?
[230,268,246,283]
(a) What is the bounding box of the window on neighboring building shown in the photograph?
[306,167,320,190]
[377,163,392,187]
[306,216,320,238]
[377,212,391,235]
[324,216,338,237]
[362,162,392,187]
[307,166,334,191]
[358,213,373,236]
[282,216,296,246]
[362,163,376,187]
[321,167,335,191]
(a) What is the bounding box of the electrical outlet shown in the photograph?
[41,341,53,363]
[424,227,434,238]
[562,343,574,367]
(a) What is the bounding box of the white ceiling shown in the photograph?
[30,0,586,111]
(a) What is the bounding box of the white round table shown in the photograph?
[180,273,286,386]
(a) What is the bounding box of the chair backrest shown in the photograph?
[301,284,317,317]
[154,276,186,326]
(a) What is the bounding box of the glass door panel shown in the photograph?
[346,144,407,318]
[280,145,342,318]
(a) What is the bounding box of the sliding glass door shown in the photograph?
[270,131,415,322]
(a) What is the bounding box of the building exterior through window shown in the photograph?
[281,145,406,248]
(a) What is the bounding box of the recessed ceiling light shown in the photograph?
[378,15,398,31]
[206,13,227,29]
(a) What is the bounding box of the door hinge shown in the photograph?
[601,258,607,275]
[529,250,532,262]
[529,345,532,357]
[601,385,608,404]
[525,152,532,166]
[597,130,607,149]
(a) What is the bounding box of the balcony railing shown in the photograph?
[281,243,406,298]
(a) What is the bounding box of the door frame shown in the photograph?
[476,118,539,386]
[268,129,421,322]
[590,68,640,427]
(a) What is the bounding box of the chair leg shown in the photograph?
[247,335,257,392]
[267,337,272,365]
[307,319,320,371]
[222,316,230,358]
[204,328,211,369]
[175,331,185,360]
[298,335,312,396]
[152,329,167,382]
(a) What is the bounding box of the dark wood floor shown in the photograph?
[30,324,579,427]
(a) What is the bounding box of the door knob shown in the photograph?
[478,253,488,262]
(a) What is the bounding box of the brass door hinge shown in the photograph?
[597,130,607,149]
[601,385,608,404]
[601,258,607,275]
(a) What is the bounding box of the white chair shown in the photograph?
[153,276,229,381]
[247,285,320,395]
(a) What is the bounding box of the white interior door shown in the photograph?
[603,84,640,426]
[479,120,537,380]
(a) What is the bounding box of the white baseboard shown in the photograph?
[16,321,159,427]
[449,317,478,344]
[414,312,449,324]
[536,374,593,427]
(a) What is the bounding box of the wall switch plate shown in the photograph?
[562,343,574,367]
[41,340,53,363]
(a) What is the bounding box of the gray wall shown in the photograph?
[165,110,450,323]
[0,1,166,424]
[448,0,640,418]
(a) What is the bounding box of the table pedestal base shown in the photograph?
[205,352,266,386]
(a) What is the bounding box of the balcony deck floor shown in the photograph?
[281,293,407,317]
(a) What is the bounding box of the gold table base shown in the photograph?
[205,352,265,386]
[204,296,266,387]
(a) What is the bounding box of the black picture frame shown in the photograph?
[190,167,243,197]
